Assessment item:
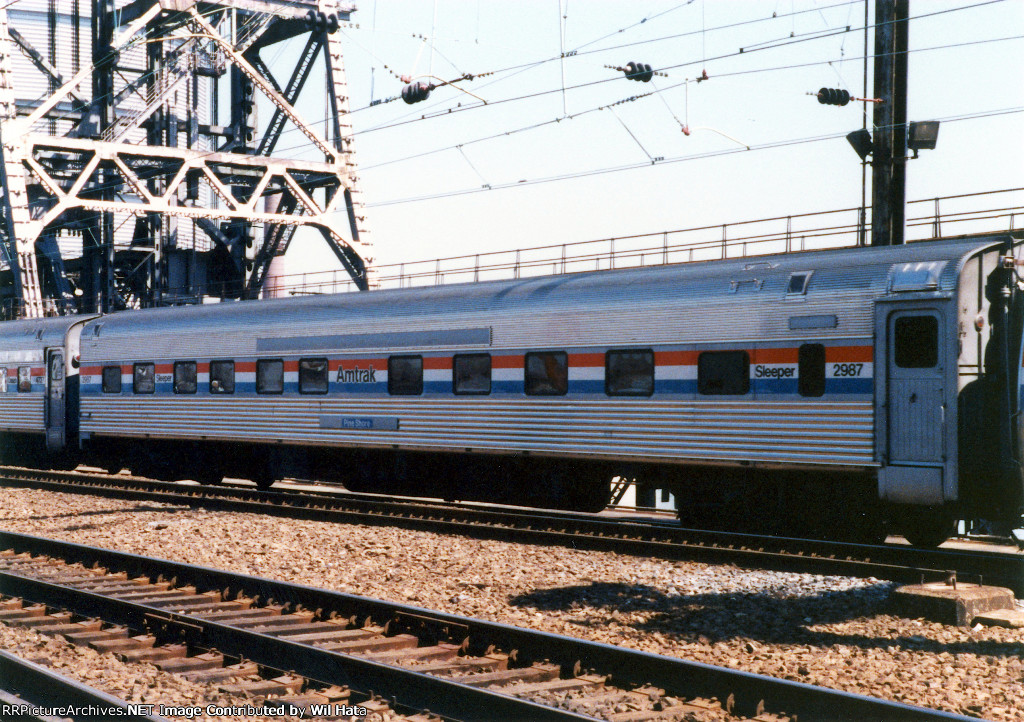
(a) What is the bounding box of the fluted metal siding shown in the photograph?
[81,397,875,468]
[79,237,1003,361]
[0,395,44,432]
[75,237,1011,471]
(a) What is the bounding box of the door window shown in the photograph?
[894,316,938,368]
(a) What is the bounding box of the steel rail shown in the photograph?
[0,648,169,722]
[0,531,977,722]
[2,468,1022,595]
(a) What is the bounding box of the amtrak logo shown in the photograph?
[336,366,377,383]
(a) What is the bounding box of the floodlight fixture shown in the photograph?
[907,121,940,158]
[846,129,873,161]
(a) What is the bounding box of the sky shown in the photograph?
[264,0,1024,286]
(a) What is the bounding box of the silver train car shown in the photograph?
[2,233,1022,546]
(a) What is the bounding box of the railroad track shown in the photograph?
[3,466,1022,596]
[0,531,978,722]
[0,648,167,721]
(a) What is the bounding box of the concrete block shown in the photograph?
[972,608,1024,628]
[891,582,1016,626]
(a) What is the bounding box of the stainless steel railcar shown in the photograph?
[2,233,1023,545]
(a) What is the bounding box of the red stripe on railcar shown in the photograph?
[825,345,873,362]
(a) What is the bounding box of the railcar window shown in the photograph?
[102,366,121,393]
[17,366,31,392]
[525,351,568,396]
[209,360,235,394]
[388,355,423,395]
[606,349,655,396]
[453,353,491,395]
[173,361,197,394]
[133,363,155,394]
[257,359,285,394]
[697,351,750,395]
[299,358,329,394]
[798,344,826,397]
[894,316,939,368]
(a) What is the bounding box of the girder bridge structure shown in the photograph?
[0,0,374,318]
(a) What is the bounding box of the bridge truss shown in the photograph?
[0,0,374,318]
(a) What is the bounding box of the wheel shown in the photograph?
[902,510,955,548]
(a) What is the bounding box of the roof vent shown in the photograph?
[888,261,947,292]
[786,271,813,296]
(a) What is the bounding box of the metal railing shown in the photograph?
[263,187,1024,298]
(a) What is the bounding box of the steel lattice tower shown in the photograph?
[0,0,374,318]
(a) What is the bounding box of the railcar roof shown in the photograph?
[0,314,93,350]
[82,235,1011,337]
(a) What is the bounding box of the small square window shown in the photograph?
[525,351,568,396]
[257,359,284,394]
[209,360,235,394]
[17,366,31,392]
[894,315,938,368]
[697,351,750,395]
[453,354,491,395]
[174,361,197,394]
[388,355,423,395]
[606,349,654,396]
[133,363,155,394]
[299,358,329,394]
[102,366,122,394]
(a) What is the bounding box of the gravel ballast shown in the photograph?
[1,487,1021,720]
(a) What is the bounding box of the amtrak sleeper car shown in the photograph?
[1,233,1022,546]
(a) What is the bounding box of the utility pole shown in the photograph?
[871,0,909,246]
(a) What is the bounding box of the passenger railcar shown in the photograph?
[2,233,1023,546]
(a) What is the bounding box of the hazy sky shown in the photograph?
[266,0,1024,281]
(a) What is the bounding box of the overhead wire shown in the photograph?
[365,106,1024,209]
[25,26,1023,237]
[349,32,1023,169]
[8,2,1019,239]
[351,0,1009,136]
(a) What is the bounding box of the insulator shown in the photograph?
[305,9,330,32]
[624,61,654,83]
[326,14,340,34]
[401,80,432,104]
[816,87,851,106]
